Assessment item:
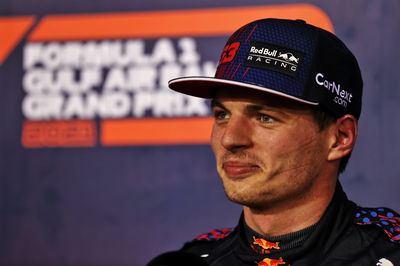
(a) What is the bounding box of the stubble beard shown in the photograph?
[218,166,280,211]
[221,175,281,212]
[219,159,320,213]
[217,151,267,208]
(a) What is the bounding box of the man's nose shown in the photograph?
[221,115,253,151]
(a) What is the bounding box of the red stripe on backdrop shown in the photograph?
[28,4,333,41]
[101,117,213,146]
[0,16,35,65]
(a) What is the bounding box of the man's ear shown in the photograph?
[327,115,358,161]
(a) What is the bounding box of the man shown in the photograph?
[155,18,400,265]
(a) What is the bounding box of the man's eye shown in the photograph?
[213,110,229,120]
[258,114,274,123]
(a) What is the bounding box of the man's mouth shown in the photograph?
[222,161,260,179]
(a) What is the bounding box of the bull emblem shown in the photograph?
[278,53,299,63]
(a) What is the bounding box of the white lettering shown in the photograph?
[24,43,42,69]
[133,91,208,117]
[22,37,216,120]
[22,94,63,120]
[315,73,324,85]
[249,46,277,57]
[151,38,176,64]
[178,38,200,64]
[315,73,353,105]
[334,96,347,107]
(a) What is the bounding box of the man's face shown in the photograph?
[210,87,334,211]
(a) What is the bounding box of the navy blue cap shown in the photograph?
[168,18,363,119]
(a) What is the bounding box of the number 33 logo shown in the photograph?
[219,42,240,64]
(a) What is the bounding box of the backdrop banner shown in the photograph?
[0,1,399,265]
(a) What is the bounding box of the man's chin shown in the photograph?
[225,195,270,211]
[223,186,279,211]
[223,187,257,206]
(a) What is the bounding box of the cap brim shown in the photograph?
[168,76,319,106]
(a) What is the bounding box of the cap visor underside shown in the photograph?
[168,76,319,106]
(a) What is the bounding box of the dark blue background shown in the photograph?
[1,1,399,265]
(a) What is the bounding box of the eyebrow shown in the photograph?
[247,105,290,118]
[210,99,290,118]
[210,99,224,109]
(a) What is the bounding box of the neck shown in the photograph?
[244,179,337,237]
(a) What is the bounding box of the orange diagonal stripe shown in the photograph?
[101,117,213,146]
[0,16,35,65]
[28,4,333,41]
